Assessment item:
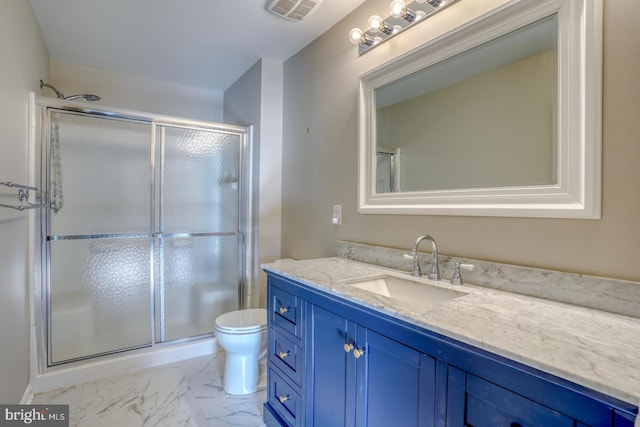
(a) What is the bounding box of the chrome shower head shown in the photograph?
[39,80,101,102]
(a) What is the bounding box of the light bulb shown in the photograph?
[349,28,364,45]
[367,15,384,33]
[389,0,416,22]
[415,10,426,21]
[389,0,406,19]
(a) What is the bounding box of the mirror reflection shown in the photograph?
[375,15,558,193]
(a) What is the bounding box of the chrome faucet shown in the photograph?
[405,234,440,280]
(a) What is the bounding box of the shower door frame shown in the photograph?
[32,96,255,372]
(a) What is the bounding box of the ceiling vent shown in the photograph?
[268,0,323,21]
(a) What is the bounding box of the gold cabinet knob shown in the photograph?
[279,306,289,314]
[278,351,289,359]
[279,395,289,404]
[353,348,365,359]
[343,343,354,353]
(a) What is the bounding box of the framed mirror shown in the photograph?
[358,0,602,218]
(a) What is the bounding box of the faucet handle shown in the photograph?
[450,262,475,285]
[404,252,422,277]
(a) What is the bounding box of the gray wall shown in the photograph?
[224,59,283,308]
[0,0,49,403]
[281,0,640,283]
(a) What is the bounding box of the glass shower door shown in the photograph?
[47,111,153,364]
[41,106,248,367]
[157,125,242,342]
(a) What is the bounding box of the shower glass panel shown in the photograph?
[157,126,241,341]
[49,238,151,363]
[159,235,239,342]
[161,127,240,233]
[47,112,152,364]
[49,112,151,235]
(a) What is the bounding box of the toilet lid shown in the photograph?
[215,308,266,333]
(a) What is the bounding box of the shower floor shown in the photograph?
[33,353,267,427]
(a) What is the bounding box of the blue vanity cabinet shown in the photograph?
[308,305,436,427]
[263,271,638,427]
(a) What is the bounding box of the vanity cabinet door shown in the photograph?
[357,327,436,427]
[308,304,356,427]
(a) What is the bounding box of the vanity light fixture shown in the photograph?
[349,0,458,55]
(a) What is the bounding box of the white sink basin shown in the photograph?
[346,275,467,306]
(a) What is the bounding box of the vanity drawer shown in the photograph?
[465,375,574,427]
[269,281,303,338]
[270,328,303,385]
[268,367,302,427]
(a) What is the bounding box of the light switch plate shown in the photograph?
[332,205,342,225]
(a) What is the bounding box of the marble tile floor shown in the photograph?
[33,353,267,427]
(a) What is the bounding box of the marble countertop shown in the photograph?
[263,257,640,407]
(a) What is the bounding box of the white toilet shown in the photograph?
[214,308,267,395]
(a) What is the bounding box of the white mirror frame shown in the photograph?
[358,0,602,218]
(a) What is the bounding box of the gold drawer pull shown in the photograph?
[279,395,290,404]
[278,351,290,359]
[278,306,289,314]
[353,348,365,359]
[343,343,354,353]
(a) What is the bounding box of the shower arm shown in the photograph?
[40,80,65,99]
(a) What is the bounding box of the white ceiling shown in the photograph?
[29,0,367,92]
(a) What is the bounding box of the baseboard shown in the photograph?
[20,384,34,404]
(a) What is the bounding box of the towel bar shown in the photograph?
[0,181,47,211]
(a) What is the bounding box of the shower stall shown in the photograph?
[32,96,253,369]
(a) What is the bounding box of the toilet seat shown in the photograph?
[215,308,266,334]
